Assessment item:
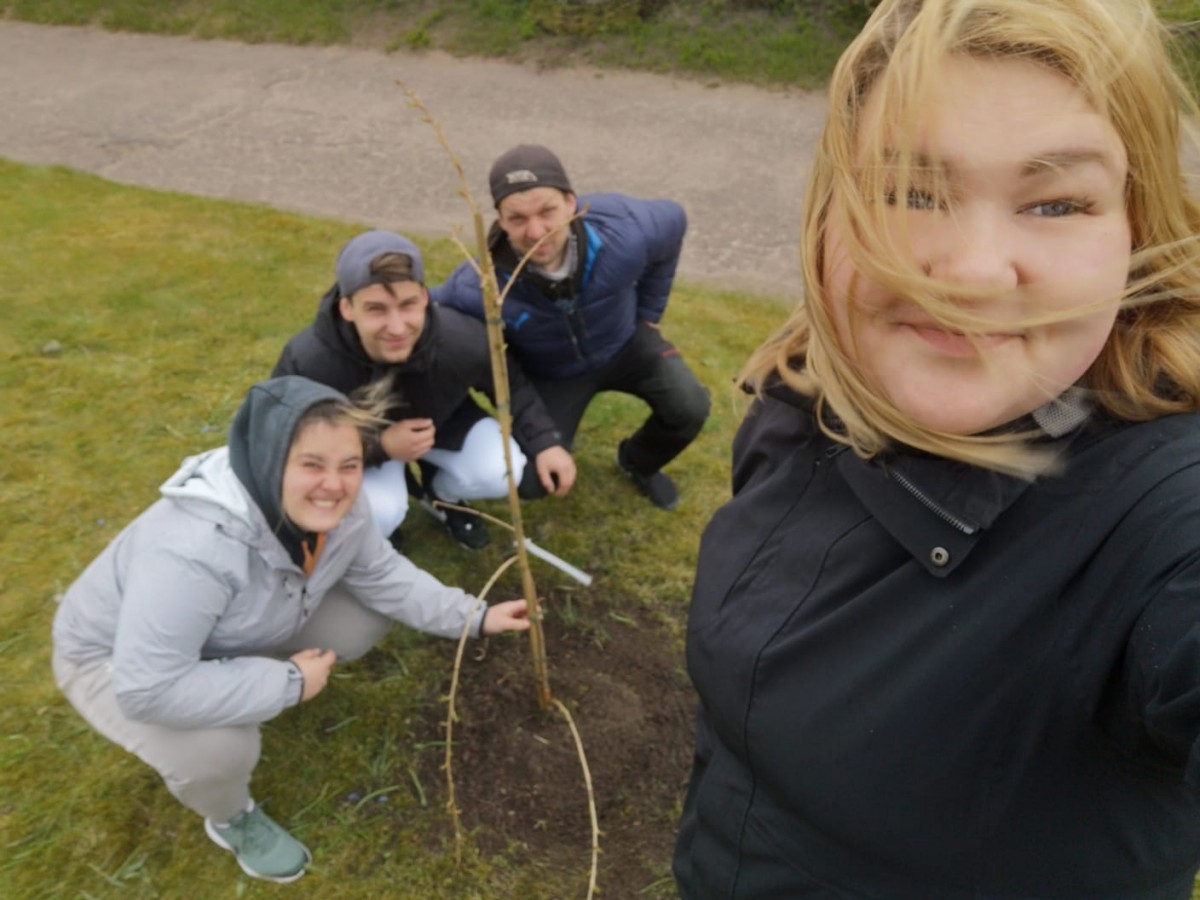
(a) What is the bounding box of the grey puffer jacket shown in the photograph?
[53,444,485,732]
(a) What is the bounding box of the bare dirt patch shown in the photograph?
[417,595,696,896]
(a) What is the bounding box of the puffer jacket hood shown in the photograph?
[159,448,254,535]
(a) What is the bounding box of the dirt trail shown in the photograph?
[0,20,826,298]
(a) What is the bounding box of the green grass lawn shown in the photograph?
[0,158,785,897]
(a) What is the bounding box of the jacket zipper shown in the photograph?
[815,445,847,467]
[556,232,592,363]
[887,468,979,535]
[563,310,585,361]
[297,581,314,625]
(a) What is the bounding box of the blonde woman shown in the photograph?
[52,376,528,883]
[676,0,1200,896]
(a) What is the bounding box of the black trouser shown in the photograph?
[518,322,711,498]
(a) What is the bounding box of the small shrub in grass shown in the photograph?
[528,0,645,36]
[403,25,433,48]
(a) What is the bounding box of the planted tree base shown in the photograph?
[421,595,694,895]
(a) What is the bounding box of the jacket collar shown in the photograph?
[487,216,592,302]
[837,449,1033,578]
[763,380,1087,577]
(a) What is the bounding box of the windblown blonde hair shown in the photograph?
[743,0,1200,474]
[294,376,393,450]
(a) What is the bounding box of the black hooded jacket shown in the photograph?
[677,386,1200,899]
[272,285,562,465]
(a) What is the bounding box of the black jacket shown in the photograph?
[676,387,1200,899]
[272,285,562,464]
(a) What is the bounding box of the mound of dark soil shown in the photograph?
[419,597,696,896]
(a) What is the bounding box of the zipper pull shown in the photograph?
[815,444,846,467]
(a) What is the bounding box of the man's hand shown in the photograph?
[289,648,337,702]
[482,599,530,635]
[535,445,577,497]
[380,418,435,461]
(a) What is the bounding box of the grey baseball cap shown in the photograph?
[335,229,425,297]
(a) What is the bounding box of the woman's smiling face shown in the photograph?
[281,419,363,533]
[823,55,1131,435]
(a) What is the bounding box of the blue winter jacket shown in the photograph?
[431,193,686,380]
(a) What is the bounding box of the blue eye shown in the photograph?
[1026,198,1092,217]
[906,189,938,210]
[885,188,939,210]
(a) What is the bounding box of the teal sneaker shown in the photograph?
[204,802,312,883]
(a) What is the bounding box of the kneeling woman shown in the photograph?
[51,376,528,883]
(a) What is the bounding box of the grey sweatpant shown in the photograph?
[52,587,392,823]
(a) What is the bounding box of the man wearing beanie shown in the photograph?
[433,145,710,510]
[273,229,575,549]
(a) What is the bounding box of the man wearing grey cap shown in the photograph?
[433,145,710,510]
[273,229,575,549]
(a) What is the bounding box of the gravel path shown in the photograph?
[0,21,827,298]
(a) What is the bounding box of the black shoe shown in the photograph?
[616,440,679,511]
[420,493,491,550]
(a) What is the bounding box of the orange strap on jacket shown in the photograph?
[301,532,327,577]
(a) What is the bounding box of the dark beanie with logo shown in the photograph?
[489,145,574,207]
